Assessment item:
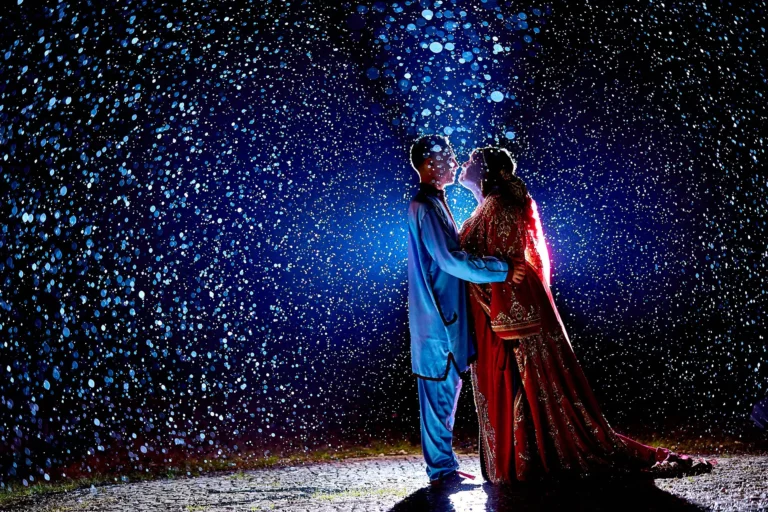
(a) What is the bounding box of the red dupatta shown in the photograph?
[463,193,566,343]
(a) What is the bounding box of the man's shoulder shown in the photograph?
[408,192,436,217]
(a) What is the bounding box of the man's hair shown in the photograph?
[410,135,451,172]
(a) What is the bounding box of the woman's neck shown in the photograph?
[470,186,485,207]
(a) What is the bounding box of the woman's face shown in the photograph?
[459,150,485,190]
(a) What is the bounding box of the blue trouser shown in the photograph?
[417,364,463,480]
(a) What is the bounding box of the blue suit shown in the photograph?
[407,183,508,480]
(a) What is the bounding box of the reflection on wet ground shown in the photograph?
[8,454,767,511]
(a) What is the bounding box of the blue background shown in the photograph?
[0,0,765,486]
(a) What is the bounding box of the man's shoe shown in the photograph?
[429,470,475,488]
[430,471,458,487]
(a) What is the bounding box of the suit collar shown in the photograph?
[418,182,446,200]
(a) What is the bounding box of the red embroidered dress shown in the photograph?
[460,189,673,483]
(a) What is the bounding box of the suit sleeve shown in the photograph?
[419,205,509,283]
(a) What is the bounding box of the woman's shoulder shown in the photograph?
[482,193,502,210]
[481,193,529,235]
[482,193,516,216]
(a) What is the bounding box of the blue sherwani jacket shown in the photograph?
[407,183,509,380]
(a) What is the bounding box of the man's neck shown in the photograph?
[420,179,446,191]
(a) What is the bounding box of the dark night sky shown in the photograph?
[0,0,766,486]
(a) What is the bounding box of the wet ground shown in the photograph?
[3,454,767,511]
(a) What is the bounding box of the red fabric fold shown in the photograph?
[460,192,696,483]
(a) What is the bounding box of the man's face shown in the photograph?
[427,147,459,187]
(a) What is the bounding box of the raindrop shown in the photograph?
[429,42,443,53]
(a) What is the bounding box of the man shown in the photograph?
[406,135,522,485]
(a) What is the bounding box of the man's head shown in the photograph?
[410,135,459,189]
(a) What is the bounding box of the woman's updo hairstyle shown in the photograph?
[478,146,535,231]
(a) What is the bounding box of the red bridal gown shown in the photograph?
[460,191,679,484]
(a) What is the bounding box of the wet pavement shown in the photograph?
[4,454,767,511]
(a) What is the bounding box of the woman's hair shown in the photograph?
[477,146,536,232]
[476,147,517,199]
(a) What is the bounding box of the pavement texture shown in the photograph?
[3,454,767,511]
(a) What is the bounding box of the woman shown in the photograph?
[458,147,713,484]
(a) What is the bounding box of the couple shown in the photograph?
[406,135,713,486]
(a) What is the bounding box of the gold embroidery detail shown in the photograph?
[471,363,500,484]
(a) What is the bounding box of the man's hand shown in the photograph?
[510,257,526,284]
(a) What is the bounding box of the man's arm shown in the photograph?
[420,205,508,283]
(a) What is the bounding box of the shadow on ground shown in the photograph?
[390,476,706,512]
